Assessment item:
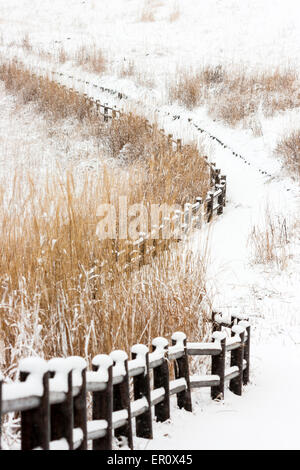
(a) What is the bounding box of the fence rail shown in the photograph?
[0,313,250,450]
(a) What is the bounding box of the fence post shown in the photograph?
[110,350,133,450]
[104,106,109,122]
[69,357,88,450]
[131,345,153,439]
[211,332,226,400]
[171,332,192,412]
[152,337,170,422]
[48,358,74,450]
[239,321,251,385]
[229,325,245,396]
[176,139,182,152]
[91,354,113,450]
[19,357,50,450]
[221,176,227,206]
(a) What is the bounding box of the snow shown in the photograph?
[152,337,169,351]
[87,354,113,383]
[171,331,186,348]
[48,358,74,393]
[0,0,299,450]
[18,357,48,375]
[110,350,128,377]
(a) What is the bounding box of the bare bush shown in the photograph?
[250,211,292,270]
[168,66,300,127]
[74,44,106,74]
[275,130,300,179]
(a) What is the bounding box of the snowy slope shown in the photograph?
[0,0,299,450]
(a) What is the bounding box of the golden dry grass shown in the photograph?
[168,66,300,127]
[275,130,300,180]
[249,210,292,270]
[0,61,211,372]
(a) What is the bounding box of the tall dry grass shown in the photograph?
[168,66,300,127]
[0,61,211,374]
[275,130,300,180]
[249,211,292,270]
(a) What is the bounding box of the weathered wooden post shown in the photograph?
[110,350,133,450]
[239,320,251,385]
[91,354,113,450]
[131,344,153,439]
[69,357,88,450]
[221,175,227,207]
[152,337,170,422]
[229,325,245,396]
[176,139,182,152]
[211,331,226,400]
[19,357,50,450]
[104,106,109,122]
[49,358,74,449]
[171,332,192,412]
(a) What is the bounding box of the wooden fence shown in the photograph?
[0,313,250,450]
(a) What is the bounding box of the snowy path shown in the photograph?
[138,122,300,450]
[139,341,300,450]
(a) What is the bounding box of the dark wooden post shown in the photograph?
[215,168,221,185]
[19,358,50,450]
[110,351,133,450]
[211,332,226,400]
[171,332,192,412]
[91,354,113,450]
[229,325,245,396]
[49,358,74,450]
[70,357,88,450]
[176,139,182,152]
[131,344,153,439]
[152,337,170,422]
[104,106,109,122]
[239,321,250,385]
[221,176,227,207]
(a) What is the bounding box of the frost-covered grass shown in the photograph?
[168,66,300,127]
[275,129,300,180]
[0,63,211,375]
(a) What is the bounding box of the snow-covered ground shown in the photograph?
[0,0,299,450]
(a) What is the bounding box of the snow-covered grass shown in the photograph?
[0,0,299,450]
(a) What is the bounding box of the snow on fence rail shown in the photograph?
[0,313,250,450]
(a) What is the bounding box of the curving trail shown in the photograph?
[1,49,300,450]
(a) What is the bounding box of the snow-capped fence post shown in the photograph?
[221,175,227,206]
[229,326,245,396]
[171,332,192,412]
[71,357,88,450]
[152,337,170,422]
[91,355,113,450]
[207,191,214,222]
[48,358,74,450]
[131,345,153,439]
[239,321,251,385]
[19,358,50,450]
[211,332,226,400]
[110,351,133,450]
